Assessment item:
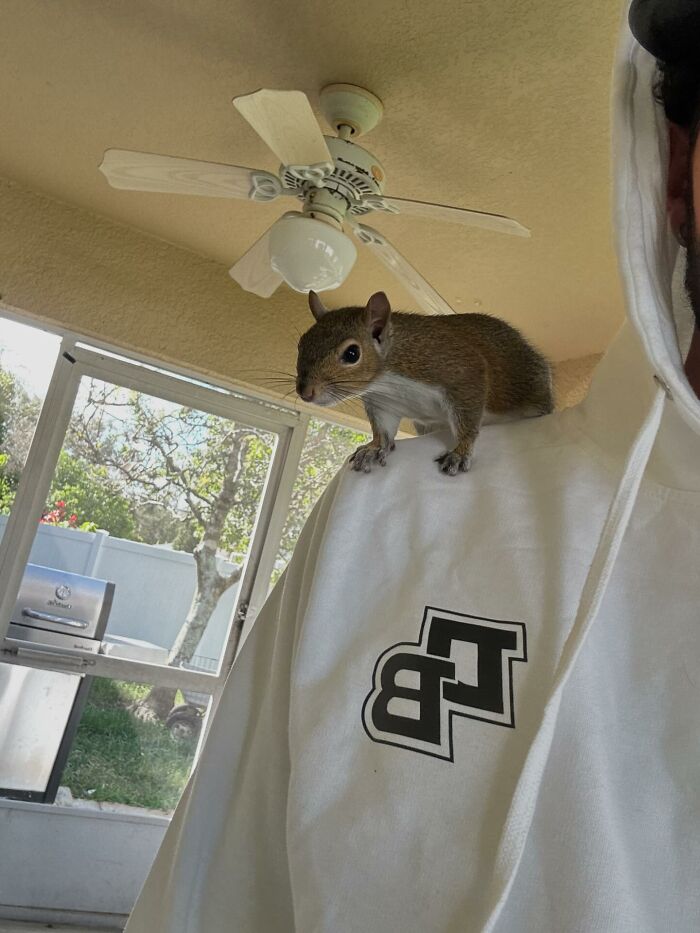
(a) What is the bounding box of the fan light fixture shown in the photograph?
[100,83,530,314]
[268,213,357,293]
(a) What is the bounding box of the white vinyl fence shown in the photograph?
[0,516,238,663]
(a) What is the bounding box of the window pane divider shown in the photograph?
[74,348,300,430]
[0,341,81,641]
[240,414,309,640]
[0,641,220,691]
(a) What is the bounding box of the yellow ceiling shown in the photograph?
[0,0,625,362]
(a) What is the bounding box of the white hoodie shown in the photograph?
[125,8,700,932]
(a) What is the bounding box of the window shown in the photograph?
[0,314,367,815]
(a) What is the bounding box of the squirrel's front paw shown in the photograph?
[435,449,472,476]
[350,441,395,473]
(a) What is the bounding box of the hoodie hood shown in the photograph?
[478,8,700,928]
[611,6,700,436]
[564,2,700,494]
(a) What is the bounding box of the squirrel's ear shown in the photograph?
[308,290,328,321]
[364,292,391,340]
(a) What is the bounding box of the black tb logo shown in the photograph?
[362,607,527,761]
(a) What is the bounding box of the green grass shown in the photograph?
[61,678,196,810]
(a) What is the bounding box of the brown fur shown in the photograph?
[297,292,553,475]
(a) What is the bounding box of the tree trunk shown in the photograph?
[130,684,177,723]
[131,557,241,722]
[132,433,250,721]
[167,546,240,668]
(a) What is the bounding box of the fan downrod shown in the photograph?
[319,84,383,139]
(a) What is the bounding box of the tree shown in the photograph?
[68,381,273,719]
[134,500,182,546]
[48,451,137,538]
[0,364,139,535]
[0,365,40,512]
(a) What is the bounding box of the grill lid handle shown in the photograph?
[21,608,89,629]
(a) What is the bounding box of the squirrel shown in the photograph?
[296,290,554,475]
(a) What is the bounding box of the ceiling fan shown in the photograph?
[99,83,529,315]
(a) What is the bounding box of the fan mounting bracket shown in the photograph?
[303,187,348,226]
[320,84,383,139]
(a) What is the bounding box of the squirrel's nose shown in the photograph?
[297,381,316,402]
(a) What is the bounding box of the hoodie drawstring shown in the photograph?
[479,386,666,933]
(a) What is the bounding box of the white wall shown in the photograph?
[0,799,165,928]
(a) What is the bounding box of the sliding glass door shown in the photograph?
[0,327,307,840]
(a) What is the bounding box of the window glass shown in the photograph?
[31,375,277,670]
[1,369,277,813]
[0,316,61,522]
[61,677,209,811]
[270,417,368,586]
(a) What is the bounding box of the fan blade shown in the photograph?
[351,223,455,316]
[233,89,333,175]
[378,196,530,238]
[99,149,283,201]
[229,224,283,298]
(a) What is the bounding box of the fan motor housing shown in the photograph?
[280,136,386,211]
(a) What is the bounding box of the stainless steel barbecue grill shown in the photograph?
[0,562,115,803]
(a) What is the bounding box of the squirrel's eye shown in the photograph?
[341,344,361,364]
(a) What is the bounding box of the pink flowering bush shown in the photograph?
[40,500,96,532]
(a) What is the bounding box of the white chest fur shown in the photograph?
[365,373,449,429]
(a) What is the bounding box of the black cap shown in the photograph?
[629,0,700,62]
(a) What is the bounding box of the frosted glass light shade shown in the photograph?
[269,213,357,293]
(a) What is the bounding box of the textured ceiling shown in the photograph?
[0,0,624,361]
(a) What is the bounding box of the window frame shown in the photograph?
[0,328,312,711]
